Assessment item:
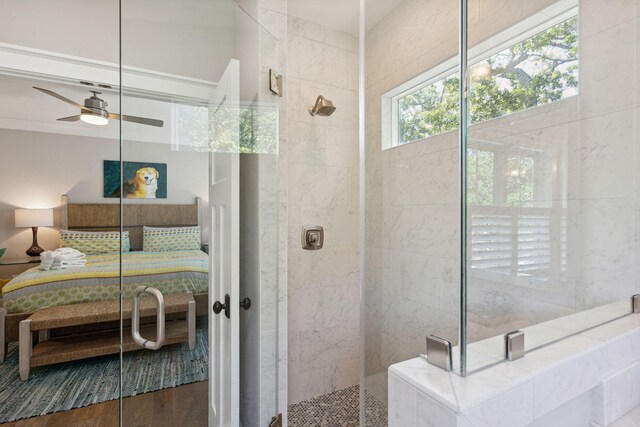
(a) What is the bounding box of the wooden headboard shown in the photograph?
[61,195,202,251]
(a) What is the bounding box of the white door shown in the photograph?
[209,59,241,427]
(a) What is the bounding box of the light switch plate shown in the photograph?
[269,69,283,97]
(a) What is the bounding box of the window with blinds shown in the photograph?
[467,146,565,281]
[470,208,567,280]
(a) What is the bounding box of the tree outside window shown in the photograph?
[397,16,578,145]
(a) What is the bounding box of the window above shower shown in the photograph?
[381,8,578,149]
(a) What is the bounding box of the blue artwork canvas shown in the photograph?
[103,160,167,199]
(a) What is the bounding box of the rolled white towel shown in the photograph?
[51,254,87,269]
[52,248,86,260]
[39,251,55,270]
[55,248,77,254]
[51,259,67,270]
[40,259,55,271]
[41,249,87,270]
[57,255,85,262]
[60,258,87,265]
[54,248,79,255]
[57,261,87,267]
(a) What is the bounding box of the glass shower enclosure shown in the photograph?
[361,0,639,423]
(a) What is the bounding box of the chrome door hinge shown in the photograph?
[269,413,283,427]
[269,69,283,97]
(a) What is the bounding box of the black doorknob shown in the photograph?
[213,294,230,319]
[240,297,252,311]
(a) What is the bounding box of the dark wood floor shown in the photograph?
[2,381,208,427]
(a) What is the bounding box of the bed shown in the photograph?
[2,250,208,314]
[0,195,209,357]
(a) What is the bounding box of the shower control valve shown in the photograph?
[302,226,324,250]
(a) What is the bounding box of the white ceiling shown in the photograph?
[287,0,405,36]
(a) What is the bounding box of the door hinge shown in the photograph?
[269,69,283,97]
[269,413,283,427]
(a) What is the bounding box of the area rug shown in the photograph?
[0,328,208,423]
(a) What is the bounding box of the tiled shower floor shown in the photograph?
[288,385,387,427]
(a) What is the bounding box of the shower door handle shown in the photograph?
[132,286,166,350]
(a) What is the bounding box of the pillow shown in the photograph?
[60,230,130,255]
[143,226,201,252]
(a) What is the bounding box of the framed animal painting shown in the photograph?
[103,160,167,199]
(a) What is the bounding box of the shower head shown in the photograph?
[308,95,336,117]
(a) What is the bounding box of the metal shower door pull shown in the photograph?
[132,286,165,350]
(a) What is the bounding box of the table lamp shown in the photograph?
[15,208,54,256]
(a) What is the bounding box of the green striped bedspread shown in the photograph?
[1,250,208,314]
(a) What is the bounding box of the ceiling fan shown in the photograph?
[33,86,164,128]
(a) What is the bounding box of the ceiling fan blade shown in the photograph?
[33,86,91,112]
[108,113,164,128]
[57,115,81,122]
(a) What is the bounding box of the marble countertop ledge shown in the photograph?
[389,302,640,414]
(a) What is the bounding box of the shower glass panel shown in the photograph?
[464,0,638,372]
[120,1,280,425]
[361,0,461,423]
[0,1,122,424]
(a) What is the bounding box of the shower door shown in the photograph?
[120,1,281,426]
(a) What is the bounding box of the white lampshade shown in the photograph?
[15,209,54,228]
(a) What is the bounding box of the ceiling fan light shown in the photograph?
[80,112,109,126]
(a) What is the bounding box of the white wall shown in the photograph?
[0,0,235,83]
[0,128,208,259]
[286,15,360,405]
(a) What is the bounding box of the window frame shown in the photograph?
[381,1,579,150]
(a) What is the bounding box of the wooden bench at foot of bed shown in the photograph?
[0,293,209,361]
[18,293,196,381]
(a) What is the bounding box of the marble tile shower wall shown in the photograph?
[364,0,640,402]
[286,16,360,405]
[469,0,640,340]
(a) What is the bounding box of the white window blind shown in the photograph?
[470,207,566,280]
